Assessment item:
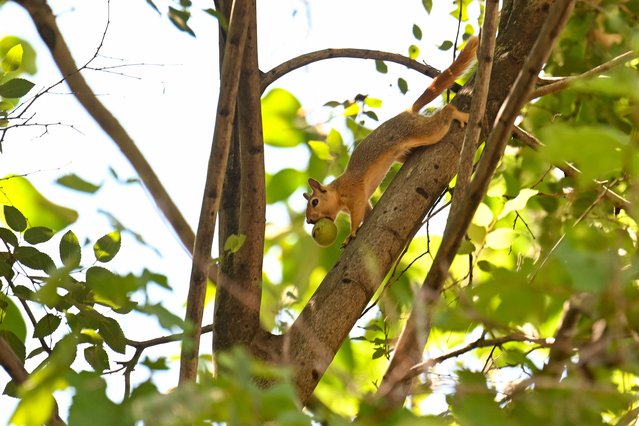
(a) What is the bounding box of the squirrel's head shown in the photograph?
[303,178,340,224]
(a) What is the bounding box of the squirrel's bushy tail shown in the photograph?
[411,36,479,113]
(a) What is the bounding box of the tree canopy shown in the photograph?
[1,0,639,425]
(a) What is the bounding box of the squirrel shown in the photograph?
[304,36,479,245]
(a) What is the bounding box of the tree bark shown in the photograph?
[284,0,559,405]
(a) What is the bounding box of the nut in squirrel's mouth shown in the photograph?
[307,217,331,224]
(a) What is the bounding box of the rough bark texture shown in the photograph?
[282,0,555,404]
[214,0,266,353]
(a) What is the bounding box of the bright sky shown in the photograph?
[0,0,475,421]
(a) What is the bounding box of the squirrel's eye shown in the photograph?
[311,199,319,207]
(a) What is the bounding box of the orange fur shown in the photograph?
[411,36,479,113]
[304,37,479,245]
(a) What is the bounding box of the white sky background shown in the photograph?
[0,0,476,421]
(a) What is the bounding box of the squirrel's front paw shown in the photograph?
[341,234,356,248]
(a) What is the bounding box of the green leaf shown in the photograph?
[85,266,141,312]
[56,174,101,194]
[439,40,454,51]
[538,123,629,184]
[0,228,17,248]
[68,372,127,426]
[223,233,246,254]
[168,6,195,36]
[408,44,420,60]
[33,313,61,338]
[0,253,13,278]
[308,140,335,161]
[485,228,519,250]
[137,303,186,331]
[96,315,126,353]
[14,246,54,271]
[84,345,109,373]
[398,77,408,94]
[422,0,433,13]
[499,188,538,219]
[1,330,25,363]
[0,175,77,232]
[93,231,121,262]
[266,168,305,204]
[141,356,169,371]
[0,37,36,74]
[363,97,382,109]
[60,230,81,268]
[412,24,423,40]
[261,89,308,147]
[4,205,26,232]
[24,226,54,244]
[203,8,228,31]
[2,43,22,73]
[375,59,388,74]
[0,78,34,98]
[0,294,26,342]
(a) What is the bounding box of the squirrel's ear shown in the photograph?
[308,178,324,192]
[303,192,310,200]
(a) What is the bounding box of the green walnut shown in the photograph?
[312,218,337,247]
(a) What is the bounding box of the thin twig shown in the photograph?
[512,125,632,213]
[531,50,638,100]
[14,0,217,281]
[406,334,551,381]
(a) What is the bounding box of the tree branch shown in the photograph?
[179,0,250,384]
[406,334,551,382]
[531,50,638,100]
[0,336,66,426]
[261,48,458,93]
[14,0,220,283]
[376,0,577,409]
[377,0,500,406]
[213,0,265,353]
[512,125,633,213]
[283,0,566,406]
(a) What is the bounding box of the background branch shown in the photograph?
[0,336,65,426]
[261,48,459,93]
[15,0,219,281]
[376,0,577,409]
[179,0,250,384]
[531,50,638,99]
[512,125,632,212]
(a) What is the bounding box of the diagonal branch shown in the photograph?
[261,48,458,93]
[376,0,577,409]
[406,334,551,382]
[14,0,218,281]
[512,125,632,213]
[179,0,250,384]
[531,50,638,100]
[0,335,65,426]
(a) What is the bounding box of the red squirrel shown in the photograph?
[304,36,479,245]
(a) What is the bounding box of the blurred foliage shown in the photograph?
[1,0,639,425]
